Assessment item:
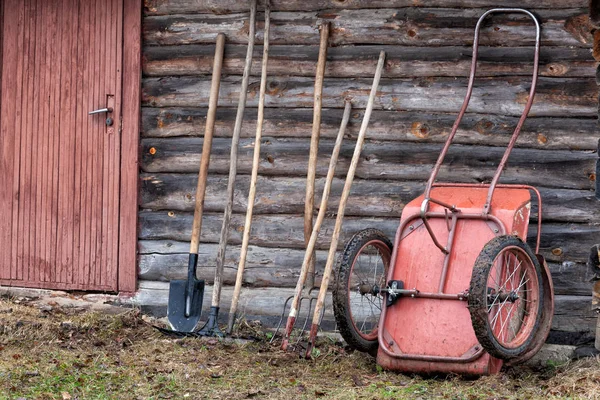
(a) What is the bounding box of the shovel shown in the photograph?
[167,33,226,332]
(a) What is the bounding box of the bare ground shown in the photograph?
[0,295,599,400]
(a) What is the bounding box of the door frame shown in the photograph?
[0,0,141,294]
[118,0,142,294]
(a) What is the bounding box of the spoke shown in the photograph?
[499,302,517,343]
[501,258,522,291]
[487,293,502,312]
[490,294,512,329]
[359,295,367,332]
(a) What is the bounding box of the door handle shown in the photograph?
[88,107,113,115]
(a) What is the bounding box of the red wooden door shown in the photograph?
[0,0,124,291]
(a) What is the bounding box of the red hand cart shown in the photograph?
[332,8,554,375]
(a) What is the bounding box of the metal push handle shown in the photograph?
[423,9,541,214]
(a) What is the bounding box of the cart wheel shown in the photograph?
[333,229,392,355]
[468,235,544,360]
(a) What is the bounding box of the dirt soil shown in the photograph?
[0,295,599,400]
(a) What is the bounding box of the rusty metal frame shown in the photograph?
[419,8,540,255]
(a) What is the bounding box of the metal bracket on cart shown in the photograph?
[385,280,406,307]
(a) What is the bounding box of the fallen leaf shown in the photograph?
[62,392,72,400]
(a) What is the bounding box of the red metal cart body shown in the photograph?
[377,186,531,374]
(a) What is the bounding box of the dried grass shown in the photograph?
[0,296,598,399]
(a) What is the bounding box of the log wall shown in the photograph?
[140,1,598,344]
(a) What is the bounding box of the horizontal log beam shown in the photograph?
[140,138,597,190]
[142,76,597,117]
[552,295,596,334]
[138,240,593,296]
[138,211,599,263]
[140,173,599,223]
[141,107,599,151]
[143,1,588,15]
[143,8,591,47]
[143,45,595,78]
[135,280,595,338]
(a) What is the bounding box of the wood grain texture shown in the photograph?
[137,211,598,264]
[139,173,598,223]
[143,1,588,15]
[134,281,595,343]
[136,0,598,307]
[119,0,142,293]
[142,76,597,117]
[143,45,595,78]
[141,107,599,151]
[143,8,592,47]
[138,240,593,295]
[140,137,596,190]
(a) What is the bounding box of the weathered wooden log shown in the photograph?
[138,240,592,295]
[140,138,597,190]
[138,211,599,263]
[143,1,587,15]
[141,107,599,151]
[142,76,597,117]
[143,45,595,78]
[140,173,598,223]
[143,8,591,47]
[135,280,595,340]
[551,295,596,334]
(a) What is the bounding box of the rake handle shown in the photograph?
[281,100,352,349]
[212,0,257,309]
[305,22,330,289]
[306,51,386,357]
[227,1,271,335]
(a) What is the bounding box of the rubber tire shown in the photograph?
[332,228,393,355]
[468,235,544,360]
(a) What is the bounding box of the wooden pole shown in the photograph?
[212,0,256,311]
[305,51,386,357]
[227,1,270,335]
[305,22,330,289]
[282,100,352,350]
[189,33,226,256]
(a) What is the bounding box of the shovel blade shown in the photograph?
[167,278,205,332]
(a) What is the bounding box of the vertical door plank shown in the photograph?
[95,0,106,287]
[0,0,19,280]
[10,1,26,281]
[72,0,86,288]
[57,0,74,284]
[79,0,92,287]
[109,0,124,291]
[48,0,62,283]
[119,0,141,293]
[91,0,103,288]
[31,0,45,284]
[19,0,36,283]
[101,0,116,289]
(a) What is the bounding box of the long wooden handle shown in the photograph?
[189,33,226,254]
[306,51,386,355]
[305,22,330,289]
[227,1,270,335]
[282,100,351,348]
[212,0,257,309]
